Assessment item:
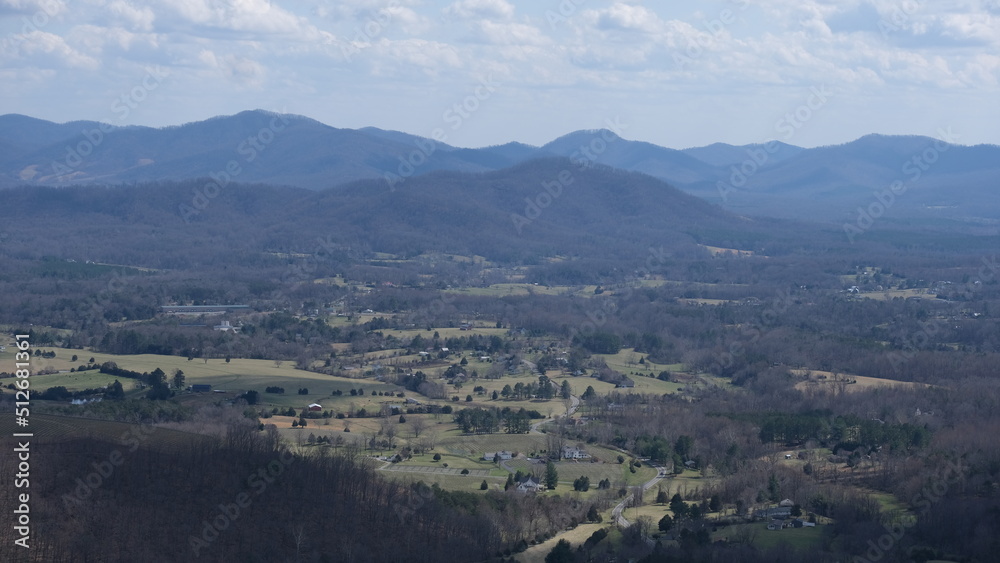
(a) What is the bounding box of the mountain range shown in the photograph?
[2,110,998,229]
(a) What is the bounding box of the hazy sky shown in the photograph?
[2,0,998,149]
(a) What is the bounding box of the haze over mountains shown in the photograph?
[2,110,999,229]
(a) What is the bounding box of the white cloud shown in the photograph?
[162,0,317,35]
[67,24,159,55]
[1,0,998,147]
[0,0,67,16]
[445,0,515,20]
[197,49,265,87]
[586,3,664,34]
[107,1,156,32]
[467,20,547,46]
[10,30,100,69]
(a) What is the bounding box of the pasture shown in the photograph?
[791,369,934,394]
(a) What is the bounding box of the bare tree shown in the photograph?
[732,523,758,545]
[380,417,398,448]
[290,524,308,563]
[634,515,653,539]
[410,416,427,439]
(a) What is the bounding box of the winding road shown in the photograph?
[612,460,668,544]
[530,394,581,434]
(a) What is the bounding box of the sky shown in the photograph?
[1,0,998,149]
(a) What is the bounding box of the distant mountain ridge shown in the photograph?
[2,110,999,228]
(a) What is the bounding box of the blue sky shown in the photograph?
[1,0,998,149]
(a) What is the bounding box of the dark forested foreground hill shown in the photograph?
[0,158,808,268]
[0,413,526,563]
[4,111,999,227]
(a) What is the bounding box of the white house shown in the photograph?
[214,320,240,333]
[483,451,513,461]
[562,445,591,460]
[517,476,544,493]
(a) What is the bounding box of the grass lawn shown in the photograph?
[517,523,608,563]
[440,433,549,458]
[791,369,934,394]
[749,522,828,550]
[641,469,717,501]
[17,370,142,393]
[379,470,503,493]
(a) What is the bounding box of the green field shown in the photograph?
[746,522,827,550]
[13,371,142,393]
[504,457,656,488]
[12,346,410,409]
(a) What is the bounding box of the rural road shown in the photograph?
[530,394,580,434]
[612,461,668,533]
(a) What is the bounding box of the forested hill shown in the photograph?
[0,158,816,269]
[5,111,1000,228]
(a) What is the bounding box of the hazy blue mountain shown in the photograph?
[2,111,999,229]
[0,111,496,189]
[700,134,1000,226]
[540,129,719,185]
[681,141,804,167]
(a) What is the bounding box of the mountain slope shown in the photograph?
[2,111,999,229]
[0,111,497,189]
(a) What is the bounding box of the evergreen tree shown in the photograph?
[545,539,573,563]
[544,460,558,490]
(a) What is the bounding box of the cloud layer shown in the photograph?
[1,0,997,148]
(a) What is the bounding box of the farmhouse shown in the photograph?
[213,320,241,333]
[308,403,323,411]
[562,445,591,460]
[484,451,513,461]
[516,476,544,493]
[617,377,635,388]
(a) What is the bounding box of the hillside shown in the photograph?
[3,111,1000,229]
[0,158,797,269]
